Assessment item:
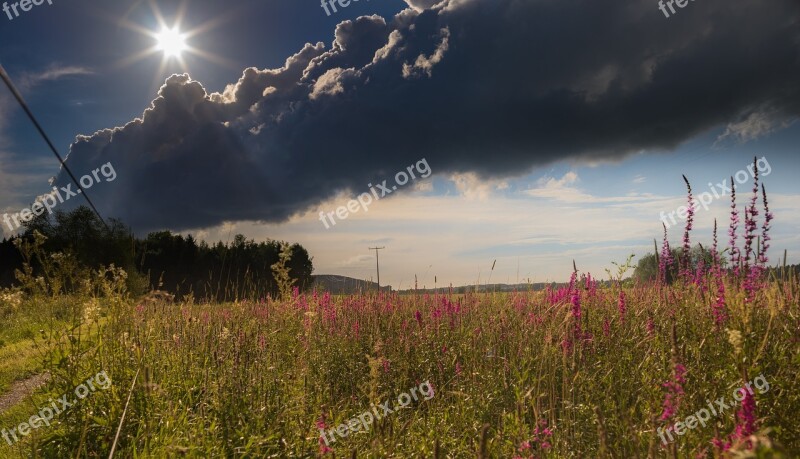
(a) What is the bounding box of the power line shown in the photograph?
[0,64,110,231]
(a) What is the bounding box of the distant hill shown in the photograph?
[312,275,391,294]
[312,275,576,295]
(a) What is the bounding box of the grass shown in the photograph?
[0,272,798,458]
[0,227,798,457]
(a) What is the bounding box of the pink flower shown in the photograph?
[569,272,582,338]
[712,436,731,452]
[659,363,686,421]
[617,291,627,323]
[734,389,757,442]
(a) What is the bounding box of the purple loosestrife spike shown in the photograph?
[712,219,720,267]
[711,219,728,325]
[743,158,760,272]
[569,272,582,338]
[659,223,672,285]
[742,158,761,300]
[729,176,740,274]
[758,184,773,266]
[734,389,757,441]
[660,363,686,421]
[681,175,695,280]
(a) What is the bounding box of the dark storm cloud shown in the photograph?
[58,0,800,232]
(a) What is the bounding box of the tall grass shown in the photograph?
[1,267,797,457]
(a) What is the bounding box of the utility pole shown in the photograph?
[368,246,385,290]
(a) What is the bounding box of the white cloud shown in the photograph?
[450,172,509,201]
[524,171,656,204]
[18,65,94,90]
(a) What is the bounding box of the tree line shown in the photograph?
[0,206,313,301]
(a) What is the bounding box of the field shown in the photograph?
[0,242,798,458]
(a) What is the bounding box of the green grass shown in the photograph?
[1,272,797,458]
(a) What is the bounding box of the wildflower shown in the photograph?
[710,220,728,326]
[726,329,743,356]
[659,363,686,421]
[712,279,727,326]
[617,291,627,323]
[712,436,732,452]
[734,389,757,441]
[758,184,773,266]
[316,414,333,454]
[570,272,582,337]
[83,298,101,323]
[729,176,740,273]
[743,157,760,272]
[659,224,673,285]
[0,289,23,310]
[681,175,695,280]
[455,361,463,376]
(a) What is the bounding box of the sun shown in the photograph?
[155,27,186,58]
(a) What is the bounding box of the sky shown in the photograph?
[0,0,799,289]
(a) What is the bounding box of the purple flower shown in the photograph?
[681,175,695,280]
[659,363,686,421]
[729,176,740,273]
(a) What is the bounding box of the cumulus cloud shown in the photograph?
[55,0,800,233]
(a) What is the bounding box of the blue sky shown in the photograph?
[1,0,798,287]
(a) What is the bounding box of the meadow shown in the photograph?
[0,253,798,457]
[0,174,798,458]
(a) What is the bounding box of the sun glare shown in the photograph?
[155,27,186,58]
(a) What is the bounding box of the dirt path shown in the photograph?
[0,372,50,415]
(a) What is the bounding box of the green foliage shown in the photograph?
[0,207,313,301]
